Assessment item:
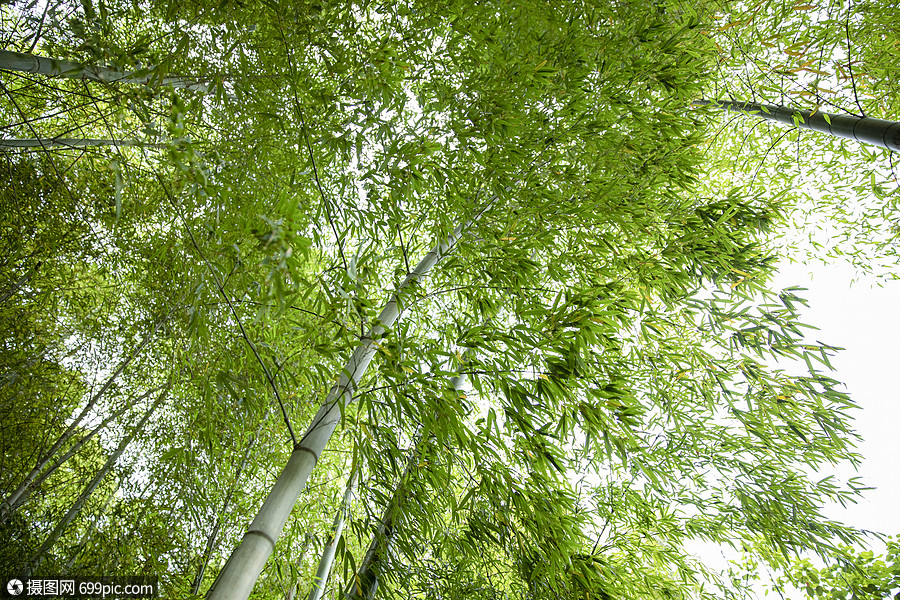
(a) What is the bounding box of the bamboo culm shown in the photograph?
[22,385,168,577]
[0,260,41,304]
[346,454,411,600]
[346,375,465,600]
[695,99,900,151]
[307,470,359,600]
[68,476,154,572]
[0,138,165,149]
[206,211,481,600]
[0,49,211,92]
[1,320,163,524]
[62,480,120,572]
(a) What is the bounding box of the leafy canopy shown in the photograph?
[1,0,894,598]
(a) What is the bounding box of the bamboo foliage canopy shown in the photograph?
[1,0,898,598]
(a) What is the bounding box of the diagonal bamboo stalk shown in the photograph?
[21,384,169,577]
[695,99,900,151]
[62,479,120,572]
[206,206,487,600]
[1,319,164,524]
[307,469,359,600]
[345,375,465,600]
[19,387,162,513]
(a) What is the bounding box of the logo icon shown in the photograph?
[7,579,23,596]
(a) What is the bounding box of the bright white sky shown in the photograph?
[771,261,900,538]
[686,258,900,597]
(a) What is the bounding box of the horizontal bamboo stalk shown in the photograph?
[0,138,164,148]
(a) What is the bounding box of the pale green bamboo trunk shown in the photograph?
[22,385,168,576]
[0,261,40,304]
[346,465,407,600]
[0,49,210,92]
[283,534,312,600]
[307,470,359,600]
[0,138,164,148]
[22,387,161,511]
[206,212,481,600]
[62,481,120,572]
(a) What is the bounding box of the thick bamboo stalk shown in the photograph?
[695,99,900,151]
[1,320,163,524]
[307,470,359,600]
[0,138,165,148]
[191,407,275,595]
[22,385,168,576]
[206,213,478,600]
[0,49,210,92]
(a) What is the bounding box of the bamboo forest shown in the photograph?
[2,0,900,598]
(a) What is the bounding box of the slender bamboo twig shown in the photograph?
[156,176,298,446]
[845,0,866,118]
[191,407,275,594]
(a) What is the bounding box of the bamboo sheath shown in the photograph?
[695,99,900,152]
